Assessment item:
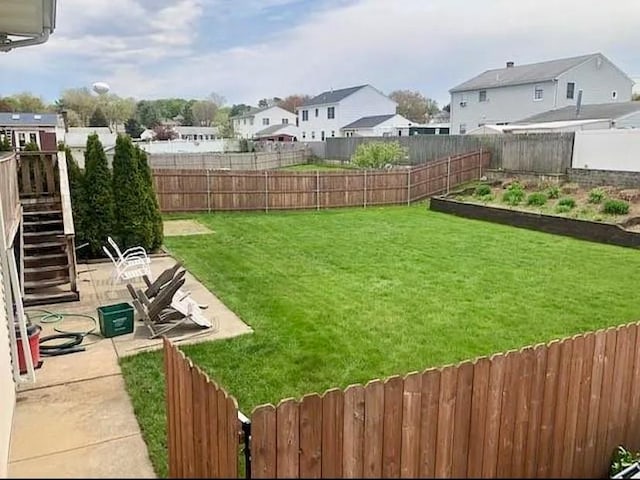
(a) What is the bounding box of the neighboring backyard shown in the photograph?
[120,205,640,476]
[278,161,360,171]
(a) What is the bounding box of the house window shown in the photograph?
[243,119,247,125]
[249,118,254,126]
[459,124,467,134]
[566,82,575,99]
[479,90,487,102]
[263,118,270,126]
[321,131,325,141]
[302,132,306,139]
[302,110,308,121]
[315,108,319,117]
[327,107,335,119]
[534,85,544,101]
[311,131,315,139]
[29,133,38,145]
[282,118,289,124]
[18,132,26,146]
[331,130,335,137]
[612,90,618,100]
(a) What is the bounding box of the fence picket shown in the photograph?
[342,385,365,478]
[381,376,403,478]
[511,347,534,477]
[561,336,585,478]
[594,329,618,476]
[467,358,489,478]
[536,340,561,477]
[322,389,344,478]
[252,405,277,478]
[205,378,219,478]
[524,344,547,477]
[299,394,323,478]
[435,366,457,477]
[584,331,607,476]
[481,354,506,477]
[573,333,595,478]
[400,372,422,478]
[550,338,573,477]
[276,399,300,478]
[363,380,385,478]
[625,324,640,451]
[496,351,519,477]
[452,362,473,478]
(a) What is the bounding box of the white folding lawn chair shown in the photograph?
[108,236,151,266]
[103,245,151,283]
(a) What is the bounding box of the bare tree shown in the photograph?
[389,90,439,123]
[207,92,227,107]
[192,100,218,126]
[278,94,311,113]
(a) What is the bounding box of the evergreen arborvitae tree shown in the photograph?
[135,146,163,250]
[64,147,88,257]
[83,133,115,257]
[112,134,148,249]
[89,107,109,127]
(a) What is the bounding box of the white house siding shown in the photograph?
[572,129,640,171]
[556,55,633,108]
[233,107,297,139]
[451,80,557,134]
[0,261,13,478]
[299,85,397,140]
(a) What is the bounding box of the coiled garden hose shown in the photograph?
[26,310,101,356]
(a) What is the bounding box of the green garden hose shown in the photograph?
[26,310,101,354]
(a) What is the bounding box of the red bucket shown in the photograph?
[16,324,42,374]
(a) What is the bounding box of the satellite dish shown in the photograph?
[92,82,110,95]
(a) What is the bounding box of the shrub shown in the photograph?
[113,135,147,250]
[65,147,87,253]
[474,184,492,197]
[555,204,572,214]
[351,141,408,169]
[558,197,576,209]
[611,446,640,477]
[526,192,547,206]
[502,182,525,205]
[23,141,39,151]
[135,146,164,250]
[547,185,560,199]
[83,133,115,258]
[602,199,630,215]
[588,187,606,204]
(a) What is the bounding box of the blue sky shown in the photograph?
[1,0,639,107]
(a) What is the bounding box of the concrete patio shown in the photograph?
[8,255,252,478]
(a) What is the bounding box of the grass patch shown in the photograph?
[122,206,640,476]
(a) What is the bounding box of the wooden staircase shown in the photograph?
[18,152,79,307]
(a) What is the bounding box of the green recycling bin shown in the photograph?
[98,302,134,338]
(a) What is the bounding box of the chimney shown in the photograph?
[506,61,514,68]
[576,89,583,116]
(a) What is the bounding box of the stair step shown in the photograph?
[23,240,66,250]
[23,219,63,227]
[23,209,62,216]
[21,196,61,206]
[23,230,64,238]
[24,277,70,290]
[23,291,79,307]
[25,252,67,261]
[24,264,69,274]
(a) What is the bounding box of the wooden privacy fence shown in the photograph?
[164,338,241,478]
[148,148,307,170]
[153,150,490,213]
[166,321,640,478]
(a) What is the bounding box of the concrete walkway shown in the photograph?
[9,256,252,478]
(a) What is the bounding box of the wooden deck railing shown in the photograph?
[16,151,61,198]
[0,152,21,247]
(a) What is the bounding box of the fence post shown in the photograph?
[316,170,320,211]
[479,146,483,179]
[206,169,211,213]
[264,170,269,213]
[446,156,451,194]
[407,168,411,205]
[363,169,367,208]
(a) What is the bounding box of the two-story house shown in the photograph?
[297,85,398,140]
[230,106,297,139]
[449,53,634,134]
[0,113,60,150]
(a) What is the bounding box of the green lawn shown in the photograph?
[120,205,640,476]
[278,161,359,171]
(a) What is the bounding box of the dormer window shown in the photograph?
[534,85,544,101]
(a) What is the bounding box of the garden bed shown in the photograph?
[431,179,640,248]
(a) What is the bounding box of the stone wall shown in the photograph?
[568,168,640,188]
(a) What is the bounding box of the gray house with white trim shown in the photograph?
[449,53,634,134]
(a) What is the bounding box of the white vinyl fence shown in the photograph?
[572,129,640,172]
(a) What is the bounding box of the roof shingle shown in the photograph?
[517,101,640,123]
[301,85,369,107]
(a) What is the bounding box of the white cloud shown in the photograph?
[2,0,639,104]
